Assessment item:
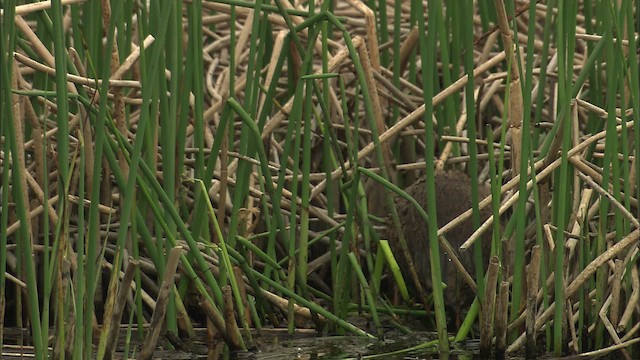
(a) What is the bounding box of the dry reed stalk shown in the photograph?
[526,245,542,359]
[261,36,365,140]
[461,118,636,252]
[221,285,244,351]
[494,0,523,178]
[14,53,140,89]
[598,295,632,360]
[310,50,508,199]
[397,26,419,75]
[356,41,396,182]
[10,63,30,241]
[566,188,593,260]
[102,259,139,360]
[495,281,510,359]
[139,247,185,359]
[435,85,481,172]
[233,267,252,328]
[509,229,640,353]
[609,259,625,328]
[480,255,500,358]
[4,1,639,357]
[618,266,639,331]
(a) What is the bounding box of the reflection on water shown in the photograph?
[1,328,480,359]
[245,331,474,360]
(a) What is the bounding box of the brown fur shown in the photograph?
[387,170,493,308]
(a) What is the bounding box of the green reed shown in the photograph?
[2,1,640,359]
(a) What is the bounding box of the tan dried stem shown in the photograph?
[609,259,624,329]
[565,188,593,259]
[598,294,632,360]
[14,53,141,89]
[262,36,365,140]
[12,0,86,15]
[525,245,542,359]
[508,228,640,353]
[344,0,380,71]
[11,62,33,240]
[357,42,396,182]
[459,119,636,252]
[311,50,507,200]
[397,26,419,75]
[480,256,500,358]
[494,0,523,177]
[435,86,482,173]
[617,266,639,331]
[14,15,79,96]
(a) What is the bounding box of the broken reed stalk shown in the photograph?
[495,281,510,360]
[567,298,579,354]
[508,229,640,353]
[200,298,232,349]
[103,259,139,360]
[233,267,252,328]
[222,285,244,351]
[526,245,542,360]
[493,0,523,179]
[480,255,500,358]
[598,296,632,360]
[610,260,624,331]
[138,247,185,360]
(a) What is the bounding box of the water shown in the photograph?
[1,327,533,359]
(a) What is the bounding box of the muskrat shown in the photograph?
[385,170,493,309]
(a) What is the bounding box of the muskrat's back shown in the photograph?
[387,170,492,308]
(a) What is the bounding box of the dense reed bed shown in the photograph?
[1,0,639,358]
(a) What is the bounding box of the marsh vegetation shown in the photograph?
[1,0,639,358]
